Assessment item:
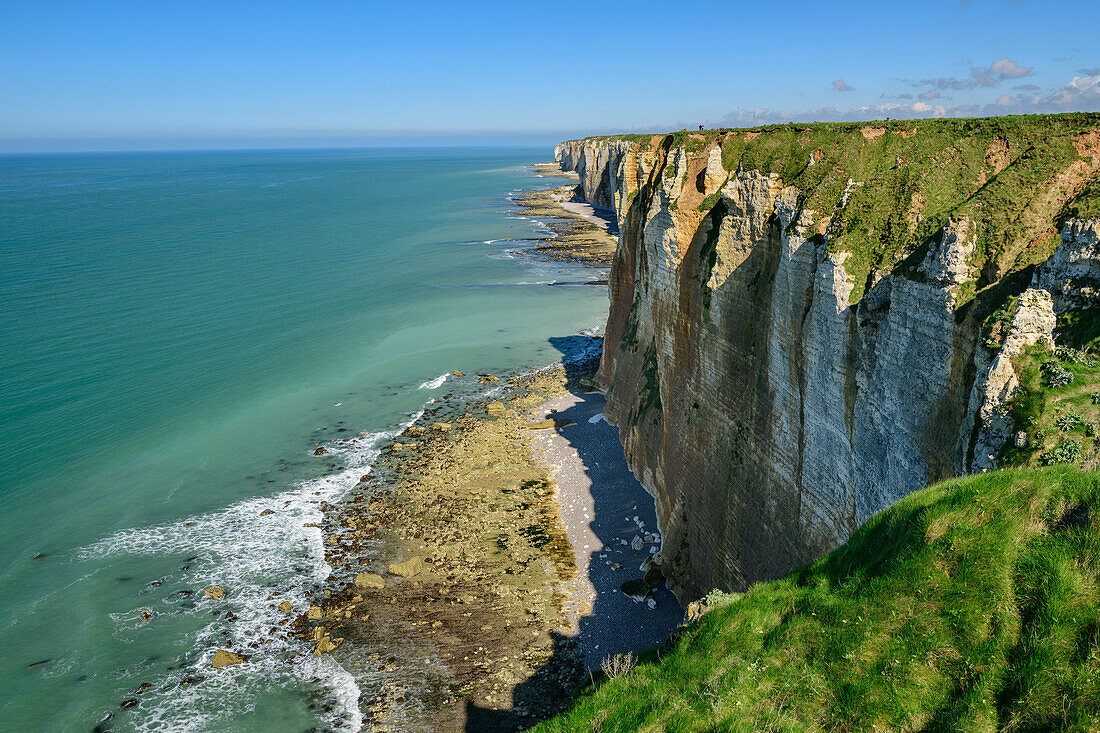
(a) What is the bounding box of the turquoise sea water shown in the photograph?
[0,148,607,731]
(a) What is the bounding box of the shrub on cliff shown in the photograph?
[535,467,1100,732]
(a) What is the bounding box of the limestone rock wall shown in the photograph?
[556,136,1100,601]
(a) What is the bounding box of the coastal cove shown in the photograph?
[0,149,670,731]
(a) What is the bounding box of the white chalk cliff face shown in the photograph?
[556,136,1100,601]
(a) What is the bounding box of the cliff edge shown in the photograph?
[556,115,1100,600]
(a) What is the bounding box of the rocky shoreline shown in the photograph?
[286,163,656,731]
[294,363,599,732]
[509,165,618,266]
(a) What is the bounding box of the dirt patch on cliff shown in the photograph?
[861,125,887,140]
[985,137,1011,174]
[1074,127,1100,163]
[907,190,925,233]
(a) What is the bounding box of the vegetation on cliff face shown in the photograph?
[1002,315,1100,470]
[574,114,1100,303]
[535,467,1100,732]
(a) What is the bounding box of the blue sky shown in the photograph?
[1,0,1098,151]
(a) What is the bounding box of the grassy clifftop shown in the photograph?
[570,114,1100,302]
[535,466,1100,732]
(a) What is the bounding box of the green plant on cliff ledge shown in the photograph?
[535,467,1100,732]
[1003,339,1100,469]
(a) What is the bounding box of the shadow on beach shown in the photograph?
[464,335,683,731]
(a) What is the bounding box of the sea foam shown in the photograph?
[79,414,419,731]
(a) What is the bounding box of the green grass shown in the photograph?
[534,466,1100,732]
[1002,337,1100,469]
[565,114,1100,303]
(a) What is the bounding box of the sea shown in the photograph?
[0,148,608,731]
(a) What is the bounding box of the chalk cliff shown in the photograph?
[556,117,1100,600]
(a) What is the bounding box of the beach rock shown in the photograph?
[644,564,663,585]
[630,535,644,551]
[26,659,53,669]
[525,418,575,430]
[434,422,451,432]
[453,371,464,377]
[306,606,323,620]
[620,578,652,601]
[388,557,425,578]
[313,634,343,655]
[120,699,138,709]
[312,446,328,456]
[203,585,226,600]
[211,650,249,668]
[477,373,499,383]
[355,572,385,590]
[278,601,293,613]
[578,377,601,393]
[259,509,275,516]
[486,401,506,417]
[140,610,153,622]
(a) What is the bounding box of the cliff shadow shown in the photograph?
[462,336,683,731]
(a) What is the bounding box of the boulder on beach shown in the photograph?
[313,634,343,655]
[433,422,451,433]
[277,601,293,613]
[312,446,328,456]
[525,418,575,430]
[211,650,249,668]
[620,578,652,601]
[203,585,226,600]
[354,572,385,590]
[486,401,506,417]
[388,557,425,578]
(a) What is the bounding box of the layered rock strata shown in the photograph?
[557,121,1100,600]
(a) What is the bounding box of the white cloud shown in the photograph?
[988,57,1033,79]
[916,57,1034,92]
[713,72,1100,127]
[833,79,855,92]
